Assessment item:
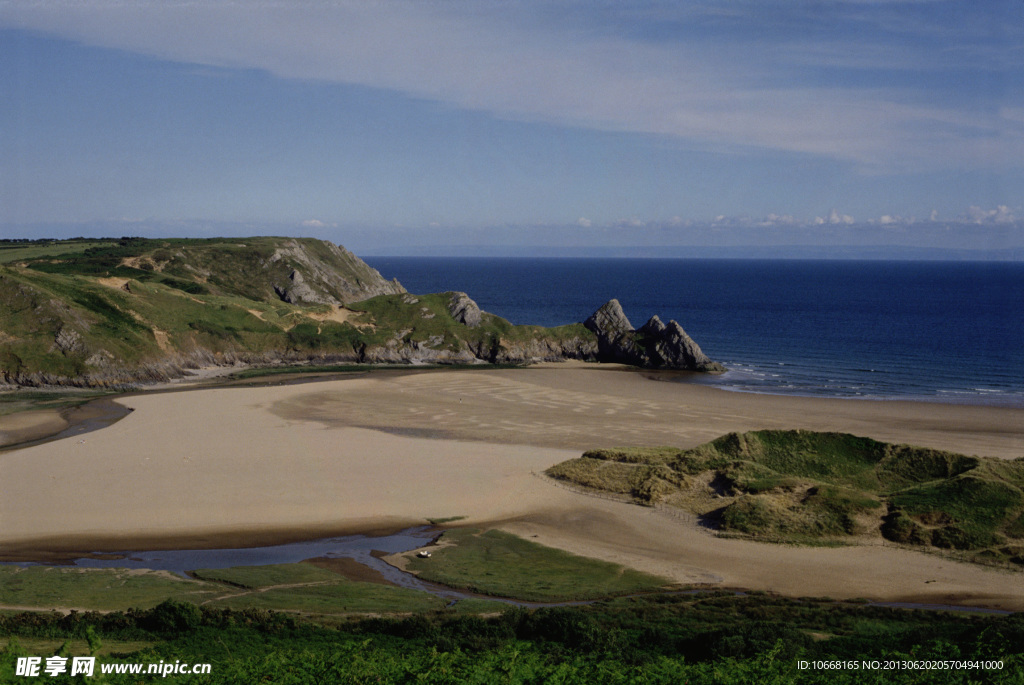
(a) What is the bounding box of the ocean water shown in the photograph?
[364,257,1024,408]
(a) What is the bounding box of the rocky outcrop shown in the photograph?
[583,299,642,362]
[639,315,723,371]
[448,292,483,327]
[274,269,330,305]
[268,239,405,305]
[584,299,724,372]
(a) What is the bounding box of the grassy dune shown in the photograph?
[547,430,1024,564]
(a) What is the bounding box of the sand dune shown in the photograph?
[2,366,1022,608]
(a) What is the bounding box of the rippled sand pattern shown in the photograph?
[272,369,741,449]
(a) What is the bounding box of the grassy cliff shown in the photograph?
[0,237,596,386]
[547,430,1024,565]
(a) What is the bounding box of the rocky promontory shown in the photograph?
[0,237,723,386]
[584,299,725,372]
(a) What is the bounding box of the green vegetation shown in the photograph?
[2,637,155,658]
[0,562,510,618]
[0,239,119,264]
[191,563,455,614]
[208,582,447,615]
[0,568,218,611]
[406,528,671,601]
[191,563,346,589]
[547,430,1024,563]
[0,236,595,386]
[349,291,592,359]
[2,593,1022,683]
[1,537,1022,681]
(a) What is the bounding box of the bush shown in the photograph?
[143,600,202,635]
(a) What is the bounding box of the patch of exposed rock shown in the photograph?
[584,299,724,372]
[270,239,405,305]
[448,292,483,327]
[274,270,329,305]
[479,336,598,365]
[53,327,86,356]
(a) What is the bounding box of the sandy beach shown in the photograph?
[2,364,1023,609]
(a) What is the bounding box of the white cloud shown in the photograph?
[824,209,855,225]
[2,2,1022,172]
[965,205,1017,224]
[576,217,592,228]
[761,213,796,225]
[302,219,326,228]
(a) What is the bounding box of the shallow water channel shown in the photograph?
[12,528,1013,614]
[20,527,593,607]
[12,528,1011,610]
[73,527,482,602]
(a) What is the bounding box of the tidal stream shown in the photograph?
[6,527,1013,614]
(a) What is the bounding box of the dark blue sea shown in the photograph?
[364,258,1024,408]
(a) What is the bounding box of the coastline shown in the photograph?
[4,361,1023,452]
[2,364,1023,610]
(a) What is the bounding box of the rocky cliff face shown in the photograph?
[269,239,405,305]
[448,292,483,327]
[584,299,724,372]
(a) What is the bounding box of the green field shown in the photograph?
[0,240,119,264]
[0,562,513,618]
[547,430,1024,564]
[406,528,672,601]
[192,563,468,614]
[0,568,218,611]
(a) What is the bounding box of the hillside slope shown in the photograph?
[0,237,595,385]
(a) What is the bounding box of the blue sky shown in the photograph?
[1,1,1023,256]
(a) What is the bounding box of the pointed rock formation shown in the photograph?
[448,291,483,327]
[584,300,724,372]
[584,299,641,362]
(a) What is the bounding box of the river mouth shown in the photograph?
[5,528,1015,614]
[9,527,431,575]
[2,527,666,608]
[4,527,505,605]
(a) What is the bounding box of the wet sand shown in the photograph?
[0,409,68,448]
[2,365,1023,609]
